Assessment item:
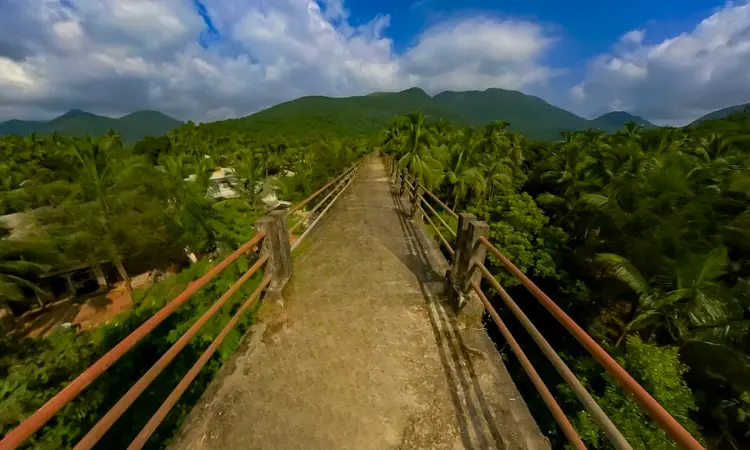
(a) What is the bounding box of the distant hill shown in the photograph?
[433,89,592,140]
[690,103,750,125]
[203,88,466,138]
[206,87,627,141]
[0,110,182,144]
[1,88,672,143]
[591,111,656,132]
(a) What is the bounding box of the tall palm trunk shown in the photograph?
[113,256,132,291]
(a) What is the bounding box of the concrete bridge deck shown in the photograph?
[169,156,548,450]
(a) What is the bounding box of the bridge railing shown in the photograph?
[0,162,361,450]
[392,165,704,450]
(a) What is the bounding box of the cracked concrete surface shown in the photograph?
[169,156,549,450]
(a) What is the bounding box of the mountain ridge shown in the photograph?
[205,87,652,140]
[0,110,182,144]
[1,88,702,142]
[690,103,750,125]
[591,111,657,130]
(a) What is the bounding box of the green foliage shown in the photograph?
[469,186,563,285]
[0,239,60,307]
[569,336,702,450]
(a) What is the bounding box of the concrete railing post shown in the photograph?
[399,171,407,196]
[256,210,292,302]
[409,182,422,221]
[446,213,488,321]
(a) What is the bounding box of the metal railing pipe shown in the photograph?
[471,282,587,450]
[478,237,705,450]
[419,195,457,237]
[476,263,632,450]
[74,255,270,449]
[291,164,360,252]
[127,275,273,450]
[289,163,359,234]
[0,232,266,450]
[287,163,357,214]
[417,204,455,256]
[420,185,458,219]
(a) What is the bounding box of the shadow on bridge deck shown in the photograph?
[169,156,548,450]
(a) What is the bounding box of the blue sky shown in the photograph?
[1,0,749,125]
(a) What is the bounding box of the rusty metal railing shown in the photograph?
[288,162,361,249]
[392,163,705,450]
[291,163,360,252]
[74,254,270,449]
[478,237,704,450]
[0,232,268,450]
[470,282,586,450]
[127,274,272,449]
[287,163,359,215]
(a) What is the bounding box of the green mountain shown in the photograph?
[590,111,656,132]
[208,87,649,141]
[690,103,750,125]
[0,110,182,144]
[433,88,592,140]
[203,88,465,138]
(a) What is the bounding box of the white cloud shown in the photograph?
[404,18,557,92]
[569,83,586,101]
[0,0,559,122]
[571,3,750,124]
[620,29,645,45]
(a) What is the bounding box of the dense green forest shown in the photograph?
[382,108,750,449]
[0,125,366,448]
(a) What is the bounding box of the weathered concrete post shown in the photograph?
[446,213,488,321]
[409,181,422,221]
[399,171,407,197]
[256,210,292,303]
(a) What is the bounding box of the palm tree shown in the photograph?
[507,132,525,176]
[0,239,59,314]
[64,134,161,291]
[396,112,443,189]
[692,133,750,165]
[444,149,485,207]
[480,155,514,200]
[476,121,511,156]
[595,247,743,346]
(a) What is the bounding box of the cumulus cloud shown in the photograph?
[0,0,559,122]
[571,3,750,124]
[403,18,557,93]
[620,29,645,45]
